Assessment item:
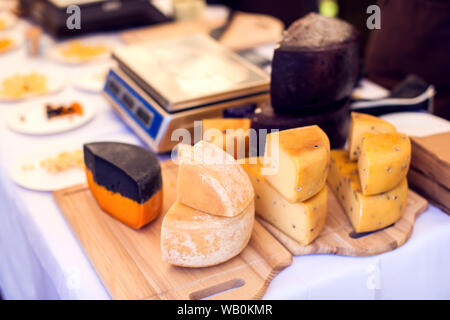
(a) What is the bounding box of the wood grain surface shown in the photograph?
[53,161,292,300]
[120,12,283,51]
[259,187,428,256]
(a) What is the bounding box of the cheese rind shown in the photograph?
[270,13,359,112]
[177,141,254,217]
[161,201,254,268]
[83,142,162,229]
[328,150,408,233]
[358,132,411,195]
[264,125,330,202]
[86,169,162,229]
[241,158,327,245]
[348,112,397,160]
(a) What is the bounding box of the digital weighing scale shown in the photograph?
[21,0,170,37]
[103,35,270,153]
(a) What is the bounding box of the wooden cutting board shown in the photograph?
[410,132,450,190]
[259,188,428,256]
[120,12,283,51]
[408,167,450,214]
[53,161,292,300]
[408,132,450,214]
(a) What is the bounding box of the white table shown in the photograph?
[1,20,450,300]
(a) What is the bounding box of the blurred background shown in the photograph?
[6,0,448,120]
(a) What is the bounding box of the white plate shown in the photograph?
[0,71,66,102]
[10,144,86,191]
[7,99,97,135]
[0,11,18,31]
[0,33,23,55]
[72,63,112,93]
[47,40,112,65]
[381,112,450,137]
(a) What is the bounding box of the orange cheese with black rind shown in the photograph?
[84,142,162,229]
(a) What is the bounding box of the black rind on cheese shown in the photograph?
[270,44,359,112]
[84,142,162,204]
[270,15,360,113]
[250,97,350,155]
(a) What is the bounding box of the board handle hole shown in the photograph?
[189,278,245,300]
[349,223,395,239]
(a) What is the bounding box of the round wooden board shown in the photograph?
[258,187,428,256]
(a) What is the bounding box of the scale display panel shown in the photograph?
[104,70,164,139]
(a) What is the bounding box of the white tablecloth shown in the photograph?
[1,20,450,300]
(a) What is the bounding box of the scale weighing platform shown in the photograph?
[103,35,270,153]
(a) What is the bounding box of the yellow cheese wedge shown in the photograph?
[358,132,411,195]
[263,125,330,202]
[202,118,251,159]
[161,201,254,268]
[240,158,327,246]
[328,150,408,233]
[177,140,254,217]
[348,112,397,160]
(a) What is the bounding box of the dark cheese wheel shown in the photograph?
[250,97,350,156]
[270,13,359,113]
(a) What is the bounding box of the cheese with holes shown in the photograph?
[264,125,330,202]
[359,132,411,195]
[161,201,254,267]
[328,150,408,233]
[241,158,327,245]
[348,112,397,160]
[177,140,254,217]
[84,142,162,229]
[202,118,251,159]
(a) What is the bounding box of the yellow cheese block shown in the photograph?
[202,118,251,159]
[240,158,327,246]
[328,150,408,233]
[358,132,411,195]
[264,125,330,202]
[348,112,397,160]
[161,201,254,268]
[177,140,254,217]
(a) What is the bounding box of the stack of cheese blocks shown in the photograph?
[240,125,330,246]
[252,13,360,150]
[160,141,255,268]
[327,113,411,233]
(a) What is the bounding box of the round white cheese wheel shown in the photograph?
[161,201,254,268]
[177,140,254,217]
